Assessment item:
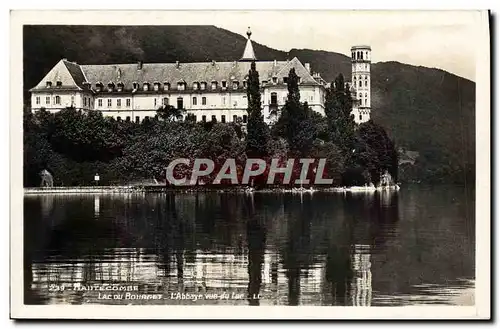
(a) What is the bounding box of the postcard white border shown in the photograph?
[9,9,490,320]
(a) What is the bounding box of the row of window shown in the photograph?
[352,51,369,60]
[356,80,369,87]
[93,80,248,93]
[35,95,74,106]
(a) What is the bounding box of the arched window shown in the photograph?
[360,52,363,60]
[359,80,362,87]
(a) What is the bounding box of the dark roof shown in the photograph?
[63,60,87,89]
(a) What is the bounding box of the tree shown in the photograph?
[157,105,186,122]
[245,61,270,158]
[325,74,356,154]
[273,68,316,157]
[351,120,398,185]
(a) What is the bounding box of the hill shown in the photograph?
[23,25,475,184]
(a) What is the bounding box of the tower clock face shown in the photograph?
[356,63,365,71]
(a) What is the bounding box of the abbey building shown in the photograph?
[30,28,372,125]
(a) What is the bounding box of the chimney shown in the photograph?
[137,61,143,70]
[176,61,180,68]
[305,63,311,73]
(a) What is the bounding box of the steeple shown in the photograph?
[240,27,257,62]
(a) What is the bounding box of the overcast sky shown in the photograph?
[211,10,482,81]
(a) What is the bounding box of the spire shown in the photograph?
[240,27,257,62]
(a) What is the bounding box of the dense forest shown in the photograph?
[23,25,475,184]
[24,65,397,188]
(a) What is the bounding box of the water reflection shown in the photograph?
[24,186,475,306]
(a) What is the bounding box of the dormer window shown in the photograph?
[177,82,185,91]
[154,82,160,91]
[46,81,52,88]
[164,82,170,91]
[211,81,218,90]
[221,80,227,89]
[117,82,124,92]
[132,82,139,90]
[232,81,239,90]
[193,82,199,90]
[96,82,103,92]
[143,83,150,91]
[272,77,277,84]
[200,82,206,90]
[107,82,114,92]
[243,81,247,88]
[56,81,62,87]
[298,77,302,84]
[283,77,288,84]
[262,80,268,87]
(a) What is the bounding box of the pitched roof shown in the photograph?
[241,39,257,61]
[30,59,82,91]
[78,58,320,91]
[31,57,322,92]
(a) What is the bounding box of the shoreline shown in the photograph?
[24,184,400,195]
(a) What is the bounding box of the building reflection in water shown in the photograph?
[25,190,403,305]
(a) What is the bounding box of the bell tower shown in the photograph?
[351,45,371,124]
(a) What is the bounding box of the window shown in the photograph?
[46,96,50,105]
[56,81,62,87]
[211,115,216,122]
[192,97,197,106]
[163,97,169,106]
[135,116,140,123]
[177,97,183,109]
[71,96,75,105]
[359,114,362,121]
[143,83,149,91]
[132,82,139,90]
[154,83,160,91]
[211,81,218,90]
[310,96,313,102]
[164,82,170,91]
[96,83,103,92]
[221,115,226,123]
[98,99,103,107]
[117,83,124,92]
[243,81,247,88]
[117,116,122,121]
[83,98,87,106]
[202,97,207,105]
[126,99,131,107]
[200,82,206,90]
[270,92,278,105]
[107,83,114,92]
[221,81,227,89]
[193,82,199,90]
[107,99,112,108]
[243,115,247,123]
[358,93,362,99]
[233,81,239,89]
[55,96,60,105]
[272,77,277,84]
[202,115,206,122]
[46,81,52,88]
[222,97,226,106]
[177,82,185,91]
[283,77,288,84]
[365,93,368,98]
[365,80,368,87]
[126,116,130,122]
[117,99,121,108]
[154,98,157,107]
[233,115,237,122]
[359,80,362,87]
[35,96,40,105]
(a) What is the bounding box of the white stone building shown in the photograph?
[30,28,371,125]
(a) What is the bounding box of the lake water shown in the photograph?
[23,186,475,306]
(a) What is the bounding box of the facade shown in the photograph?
[30,28,371,125]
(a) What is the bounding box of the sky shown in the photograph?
[210,10,483,81]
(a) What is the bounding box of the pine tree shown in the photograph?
[246,61,270,158]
